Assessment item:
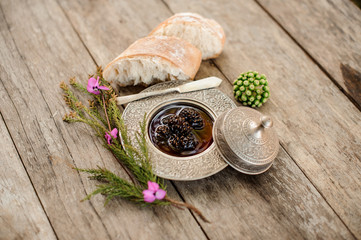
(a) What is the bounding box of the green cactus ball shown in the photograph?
[233,71,270,108]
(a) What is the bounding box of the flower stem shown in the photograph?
[109,150,140,187]
[100,92,139,186]
[102,92,112,132]
[164,196,210,223]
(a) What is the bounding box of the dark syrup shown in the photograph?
[148,103,213,157]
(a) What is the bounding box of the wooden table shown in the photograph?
[1,0,360,239]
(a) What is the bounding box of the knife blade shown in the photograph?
[116,77,223,105]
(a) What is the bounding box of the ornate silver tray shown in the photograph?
[123,80,236,180]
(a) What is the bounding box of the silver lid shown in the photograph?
[213,107,279,174]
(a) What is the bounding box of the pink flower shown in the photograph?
[87,76,109,95]
[142,181,166,203]
[105,128,118,144]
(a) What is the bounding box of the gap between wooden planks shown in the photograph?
[0,113,57,240]
[165,1,361,236]
[57,0,359,238]
[256,0,361,109]
[162,0,361,238]
[0,0,207,239]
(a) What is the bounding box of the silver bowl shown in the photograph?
[123,80,236,180]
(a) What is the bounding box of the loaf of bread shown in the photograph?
[103,36,202,86]
[149,13,225,60]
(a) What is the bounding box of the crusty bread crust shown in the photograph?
[149,13,225,59]
[103,36,202,85]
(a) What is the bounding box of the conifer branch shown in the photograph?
[60,68,208,221]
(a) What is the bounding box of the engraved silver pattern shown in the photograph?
[214,107,279,174]
[123,81,236,180]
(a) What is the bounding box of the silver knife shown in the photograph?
[116,77,222,105]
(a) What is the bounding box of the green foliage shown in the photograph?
[60,69,168,206]
[77,167,143,204]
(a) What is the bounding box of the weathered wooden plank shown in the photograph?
[58,0,358,238]
[0,115,57,240]
[0,0,206,239]
[163,0,361,238]
[193,64,355,239]
[256,0,361,108]
[56,0,171,67]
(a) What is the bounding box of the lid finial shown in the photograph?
[261,116,273,128]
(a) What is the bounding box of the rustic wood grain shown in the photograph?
[163,0,361,237]
[0,0,207,239]
[193,63,355,239]
[0,115,57,240]
[256,0,361,108]
[57,0,358,238]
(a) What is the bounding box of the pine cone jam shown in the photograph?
[149,103,213,157]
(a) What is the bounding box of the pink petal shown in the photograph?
[105,132,111,144]
[142,190,156,203]
[110,128,118,139]
[89,88,100,95]
[86,84,93,93]
[95,76,100,87]
[98,85,110,91]
[88,77,98,87]
[87,77,100,95]
[155,189,166,200]
[147,181,159,192]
